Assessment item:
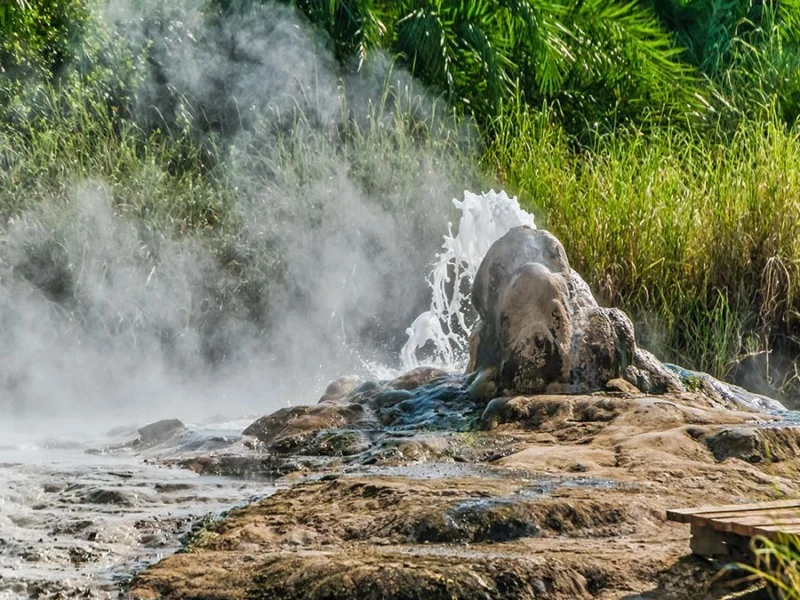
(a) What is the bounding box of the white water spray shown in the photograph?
[400,190,535,371]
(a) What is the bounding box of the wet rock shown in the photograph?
[51,519,94,536]
[705,427,763,463]
[628,349,682,394]
[388,367,449,391]
[303,430,371,457]
[319,376,363,404]
[374,380,481,431]
[260,373,484,440]
[605,378,640,395]
[243,404,368,447]
[68,547,94,566]
[409,498,540,543]
[705,426,800,463]
[137,419,186,444]
[246,553,596,600]
[468,226,681,395]
[81,488,140,506]
[141,532,171,548]
[363,436,452,465]
[481,395,625,431]
[665,363,784,412]
[129,384,800,600]
[368,389,416,410]
[180,455,290,478]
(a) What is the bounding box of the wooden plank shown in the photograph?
[690,511,799,528]
[691,507,800,520]
[713,519,799,538]
[668,499,800,519]
[710,513,800,527]
[696,512,800,533]
[667,500,800,523]
[670,500,800,557]
[753,524,800,534]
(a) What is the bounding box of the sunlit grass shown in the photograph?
[489,102,800,390]
[738,534,800,599]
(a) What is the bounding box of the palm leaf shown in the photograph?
[395,4,458,93]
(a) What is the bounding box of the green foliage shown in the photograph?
[489,103,800,388]
[215,0,700,135]
[0,0,92,79]
[713,0,800,128]
[644,0,800,128]
[738,534,800,598]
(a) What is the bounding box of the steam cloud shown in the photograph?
[0,0,486,431]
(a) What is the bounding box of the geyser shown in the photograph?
[467,225,680,395]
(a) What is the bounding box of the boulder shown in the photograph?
[387,366,448,391]
[243,403,367,448]
[137,419,185,444]
[318,376,363,404]
[468,226,680,395]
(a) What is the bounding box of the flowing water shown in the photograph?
[401,190,534,371]
[0,421,277,599]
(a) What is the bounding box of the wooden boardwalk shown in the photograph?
[667,499,800,558]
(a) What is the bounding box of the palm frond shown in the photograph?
[394,4,458,94]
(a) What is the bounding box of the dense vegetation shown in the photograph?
[1,0,800,405]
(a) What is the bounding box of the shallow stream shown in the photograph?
[0,421,277,599]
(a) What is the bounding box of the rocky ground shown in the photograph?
[127,227,800,599]
[126,368,800,600]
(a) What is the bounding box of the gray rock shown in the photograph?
[137,419,185,444]
[318,376,363,404]
[468,226,681,395]
[81,488,140,506]
[387,366,448,391]
[705,427,763,463]
[243,403,367,447]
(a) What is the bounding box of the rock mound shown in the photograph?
[468,226,679,395]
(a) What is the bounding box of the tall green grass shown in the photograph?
[739,534,800,598]
[489,105,800,390]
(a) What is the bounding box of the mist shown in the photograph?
[0,0,488,432]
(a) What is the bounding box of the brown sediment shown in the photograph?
[128,392,800,600]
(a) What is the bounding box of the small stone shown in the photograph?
[605,378,640,395]
[318,376,362,404]
[705,427,763,463]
